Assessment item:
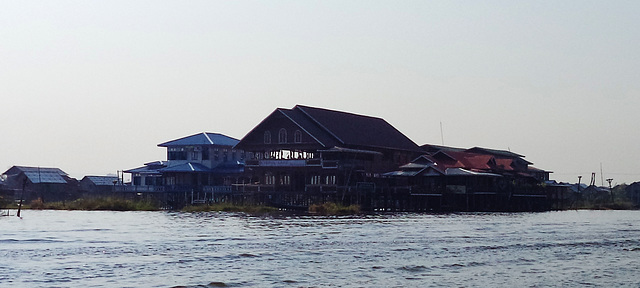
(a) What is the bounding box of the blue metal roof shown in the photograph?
[83,176,119,186]
[213,161,245,174]
[124,166,163,175]
[158,132,239,147]
[24,171,67,184]
[160,163,212,173]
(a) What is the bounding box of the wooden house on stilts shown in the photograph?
[234,105,424,210]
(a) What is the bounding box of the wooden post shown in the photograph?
[17,178,26,217]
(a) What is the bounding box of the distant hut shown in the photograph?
[80,176,120,196]
[1,166,79,203]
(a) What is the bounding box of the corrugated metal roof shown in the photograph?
[160,163,212,172]
[158,132,239,147]
[24,171,67,184]
[466,147,524,158]
[83,176,119,186]
[445,168,502,177]
[6,166,68,176]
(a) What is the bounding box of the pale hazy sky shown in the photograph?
[2,1,639,185]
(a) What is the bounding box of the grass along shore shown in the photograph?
[27,197,160,211]
[7,197,361,215]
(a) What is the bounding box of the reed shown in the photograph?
[308,202,360,215]
[28,197,160,211]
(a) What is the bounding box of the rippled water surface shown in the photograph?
[1,210,639,287]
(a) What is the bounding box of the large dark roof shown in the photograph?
[276,105,420,152]
[158,132,239,147]
[465,147,524,159]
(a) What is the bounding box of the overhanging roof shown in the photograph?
[158,132,239,147]
[160,163,212,172]
[318,146,383,155]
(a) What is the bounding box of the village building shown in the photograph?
[79,175,121,196]
[121,132,245,207]
[0,166,79,203]
[383,145,553,211]
[233,105,423,208]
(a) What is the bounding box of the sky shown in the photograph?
[1,1,639,185]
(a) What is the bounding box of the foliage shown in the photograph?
[571,184,636,210]
[308,202,361,215]
[28,197,160,211]
[0,195,7,208]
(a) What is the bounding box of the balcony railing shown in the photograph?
[114,185,234,193]
[113,185,165,193]
[244,158,337,168]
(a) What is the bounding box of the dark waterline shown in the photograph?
[1,210,639,287]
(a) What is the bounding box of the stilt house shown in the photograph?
[234,105,423,206]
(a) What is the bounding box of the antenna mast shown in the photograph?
[440,121,444,145]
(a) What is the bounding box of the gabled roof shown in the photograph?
[495,159,514,171]
[81,176,119,186]
[158,132,239,147]
[3,166,69,184]
[237,105,421,152]
[124,161,167,175]
[295,105,421,152]
[23,171,67,184]
[160,162,212,172]
[158,162,244,174]
[421,144,467,154]
[465,147,524,159]
[444,168,502,177]
[458,154,495,170]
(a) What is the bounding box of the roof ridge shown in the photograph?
[278,109,326,146]
[294,105,345,145]
[203,132,214,145]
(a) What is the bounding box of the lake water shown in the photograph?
[1,210,639,287]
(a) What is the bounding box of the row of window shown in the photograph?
[264,129,303,144]
[264,174,335,185]
[251,150,315,160]
[167,147,244,162]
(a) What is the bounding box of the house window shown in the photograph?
[310,175,321,185]
[214,149,219,161]
[191,151,199,160]
[278,128,287,144]
[280,175,291,185]
[294,130,302,143]
[168,148,187,160]
[202,147,210,160]
[325,175,336,185]
[264,131,271,144]
[265,174,276,185]
[145,177,156,186]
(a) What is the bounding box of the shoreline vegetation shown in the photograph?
[0,195,637,215]
[1,197,365,215]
